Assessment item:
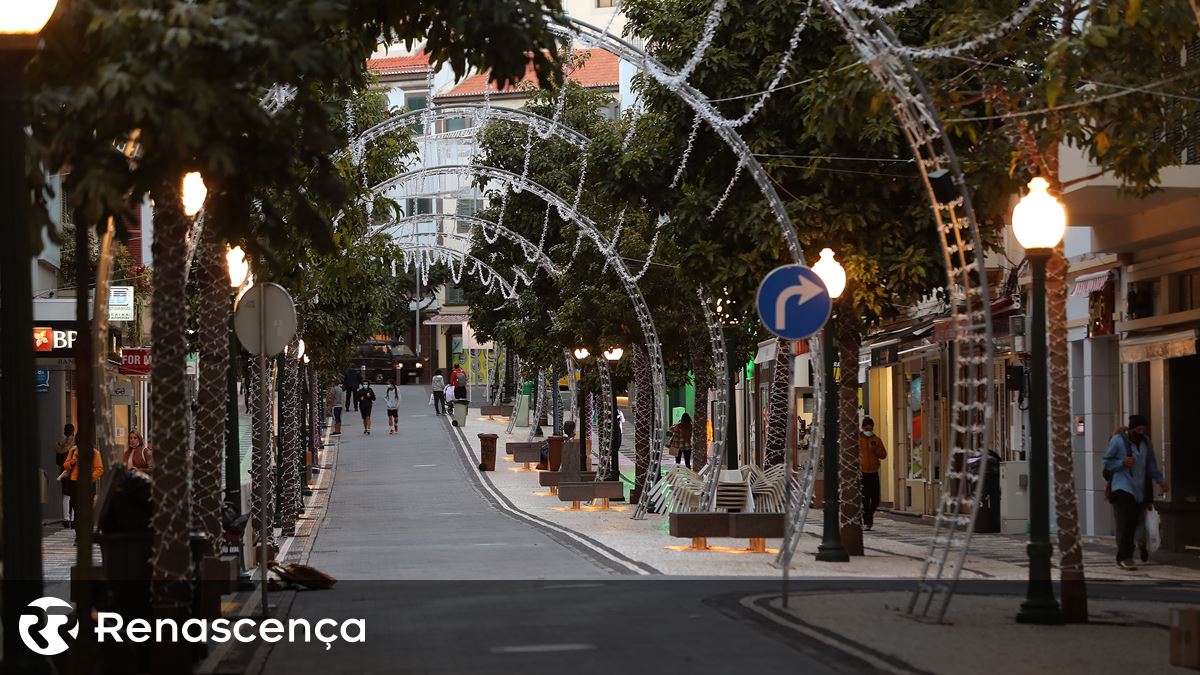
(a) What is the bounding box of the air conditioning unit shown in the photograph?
[1009,315,1027,354]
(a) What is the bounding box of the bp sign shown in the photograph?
[755,265,832,340]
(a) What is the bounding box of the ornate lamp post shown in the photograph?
[812,248,850,563]
[1012,176,1066,625]
[1,4,59,671]
[603,347,624,482]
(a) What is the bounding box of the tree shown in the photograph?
[26,0,572,626]
[619,1,1014,554]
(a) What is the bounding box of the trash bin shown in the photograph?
[971,451,1002,533]
[452,398,469,427]
[478,434,498,471]
[96,466,155,672]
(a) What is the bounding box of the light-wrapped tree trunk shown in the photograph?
[838,308,864,555]
[192,226,228,557]
[764,338,792,467]
[280,349,303,536]
[249,358,276,555]
[632,345,653,500]
[1049,242,1087,622]
[150,183,193,608]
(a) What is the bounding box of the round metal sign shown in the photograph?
[234,282,298,356]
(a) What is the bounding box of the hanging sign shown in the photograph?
[33,322,79,358]
[109,286,135,322]
[120,347,152,376]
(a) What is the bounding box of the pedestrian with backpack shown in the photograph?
[1103,414,1169,570]
[384,381,401,435]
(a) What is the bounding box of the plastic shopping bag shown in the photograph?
[428,393,434,406]
[1145,506,1161,554]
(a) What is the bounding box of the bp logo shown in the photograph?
[19,597,79,656]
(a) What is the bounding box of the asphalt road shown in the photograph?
[258,384,860,674]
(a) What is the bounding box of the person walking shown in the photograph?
[859,416,888,531]
[669,413,694,469]
[431,369,447,416]
[450,363,468,403]
[123,430,153,475]
[344,367,362,412]
[1104,414,1169,570]
[54,424,76,528]
[330,383,345,435]
[357,381,376,434]
[384,381,401,435]
[63,443,104,529]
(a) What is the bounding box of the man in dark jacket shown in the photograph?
[344,367,362,412]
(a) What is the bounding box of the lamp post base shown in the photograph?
[1016,593,1064,625]
[815,541,850,563]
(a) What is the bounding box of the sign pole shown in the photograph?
[258,290,270,616]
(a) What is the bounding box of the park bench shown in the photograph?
[538,471,598,493]
[536,436,588,493]
[668,512,785,552]
[505,441,538,456]
[557,481,625,510]
[480,404,513,417]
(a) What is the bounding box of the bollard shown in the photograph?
[478,434,498,471]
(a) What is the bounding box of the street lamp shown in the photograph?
[573,347,590,360]
[2,4,59,671]
[602,347,624,362]
[812,248,850,563]
[715,287,741,471]
[224,246,252,588]
[182,171,207,217]
[295,338,306,361]
[1012,176,1066,625]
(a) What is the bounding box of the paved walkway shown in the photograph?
[300,384,612,580]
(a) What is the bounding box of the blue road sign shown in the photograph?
[756,265,832,340]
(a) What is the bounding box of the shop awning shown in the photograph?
[1071,270,1112,296]
[754,340,777,364]
[1119,329,1198,363]
[423,313,468,325]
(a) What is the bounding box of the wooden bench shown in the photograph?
[557,481,624,510]
[669,512,784,552]
[538,471,597,492]
[480,404,513,417]
[505,441,538,456]
[511,445,544,471]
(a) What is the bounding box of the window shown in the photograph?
[596,0,616,7]
[455,199,483,217]
[444,117,469,133]
[406,93,429,133]
[406,198,433,216]
[446,285,467,305]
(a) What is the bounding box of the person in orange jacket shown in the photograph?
[859,417,887,531]
[63,444,104,530]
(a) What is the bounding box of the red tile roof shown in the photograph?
[367,53,433,77]
[435,48,619,99]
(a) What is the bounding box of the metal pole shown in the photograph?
[782,342,797,606]
[552,374,562,436]
[816,325,849,562]
[1016,251,1063,624]
[0,44,50,674]
[609,388,620,483]
[257,295,270,615]
[414,269,421,361]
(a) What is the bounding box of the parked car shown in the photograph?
[351,339,424,384]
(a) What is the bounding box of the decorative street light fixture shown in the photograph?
[295,338,306,361]
[812,248,850,563]
[182,171,207,217]
[1012,176,1066,626]
[602,347,624,362]
[1,3,60,670]
[227,245,250,288]
[573,347,590,360]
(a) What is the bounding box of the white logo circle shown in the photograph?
[18,597,79,656]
